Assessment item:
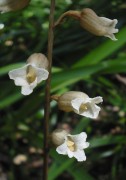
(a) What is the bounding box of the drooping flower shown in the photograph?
[80,8,118,41]
[54,8,118,41]
[53,130,89,162]
[51,91,103,119]
[9,53,49,95]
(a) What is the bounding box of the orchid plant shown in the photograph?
[3,0,119,179]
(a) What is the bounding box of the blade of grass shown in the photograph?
[73,27,126,68]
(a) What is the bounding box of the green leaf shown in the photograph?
[90,135,126,148]
[73,27,126,68]
[68,167,94,180]
[100,58,126,74]
[51,65,103,91]
[0,63,24,76]
[0,92,22,109]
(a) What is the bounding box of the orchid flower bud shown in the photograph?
[54,8,118,41]
[9,53,49,95]
[27,53,49,70]
[51,91,103,119]
[51,129,68,146]
[0,0,30,13]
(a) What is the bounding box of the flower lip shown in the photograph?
[26,65,37,84]
[21,78,37,95]
[66,136,76,152]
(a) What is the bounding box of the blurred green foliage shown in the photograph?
[0,0,126,179]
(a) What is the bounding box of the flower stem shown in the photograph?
[43,0,55,179]
[54,10,81,27]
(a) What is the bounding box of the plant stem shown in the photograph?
[43,0,55,179]
[54,10,81,27]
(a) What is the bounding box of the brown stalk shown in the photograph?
[43,0,55,179]
[54,10,81,27]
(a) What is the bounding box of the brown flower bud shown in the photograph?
[51,129,68,146]
[54,8,118,41]
[27,53,49,70]
[0,0,30,13]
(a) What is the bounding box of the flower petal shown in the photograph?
[8,65,28,80]
[56,142,68,155]
[15,77,28,86]
[111,19,118,27]
[99,17,118,41]
[29,78,38,89]
[99,17,117,27]
[78,142,89,150]
[21,86,33,96]
[35,67,49,83]
[71,98,85,113]
[22,77,38,95]
[67,149,74,158]
[70,132,89,149]
[70,132,87,144]
[80,103,101,119]
[91,96,103,104]
[73,149,86,162]
[111,28,118,34]
[104,34,117,41]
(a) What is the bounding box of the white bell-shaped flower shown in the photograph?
[56,132,89,162]
[51,91,103,119]
[9,53,49,95]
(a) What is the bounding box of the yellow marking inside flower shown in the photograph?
[67,139,76,152]
[26,65,36,83]
[79,104,88,114]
